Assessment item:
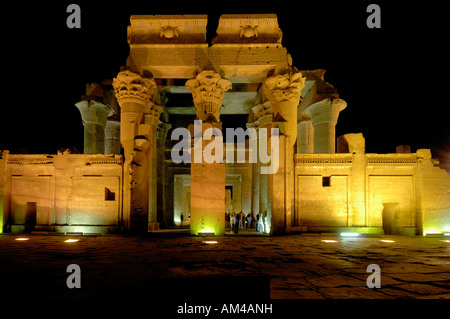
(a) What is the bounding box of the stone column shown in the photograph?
[337,133,366,227]
[185,70,231,236]
[113,70,157,232]
[0,150,8,233]
[261,66,304,235]
[104,119,121,154]
[304,98,347,154]
[297,120,314,153]
[145,103,164,231]
[248,102,272,228]
[156,123,172,227]
[251,160,260,218]
[262,66,305,147]
[75,100,113,154]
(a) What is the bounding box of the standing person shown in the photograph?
[230,212,234,233]
[258,213,264,233]
[238,211,244,229]
[246,214,252,229]
[233,212,239,234]
[256,213,261,232]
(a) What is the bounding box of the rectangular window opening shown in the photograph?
[105,187,116,201]
[322,176,331,187]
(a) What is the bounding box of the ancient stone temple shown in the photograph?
[1,14,449,236]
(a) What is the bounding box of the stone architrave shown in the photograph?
[262,66,305,147]
[113,70,158,232]
[75,100,113,154]
[304,98,347,154]
[185,70,231,236]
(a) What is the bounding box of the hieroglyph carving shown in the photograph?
[185,70,232,122]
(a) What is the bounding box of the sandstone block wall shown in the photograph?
[0,152,123,233]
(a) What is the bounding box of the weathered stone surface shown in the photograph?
[1,234,449,300]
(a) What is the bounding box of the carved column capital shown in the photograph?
[185,70,232,122]
[157,122,172,147]
[262,66,305,104]
[304,98,347,154]
[113,70,156,106]
[247,101,272,130]
[145,102,164,127]
[261,66,305,146]
[304,98,347,125]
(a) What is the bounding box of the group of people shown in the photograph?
[225,211,267,234]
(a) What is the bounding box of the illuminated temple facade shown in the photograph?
[1,14,449,236]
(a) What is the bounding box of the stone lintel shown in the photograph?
[127,45,289,81]
[128,15,207,45]
[212,14,282,44]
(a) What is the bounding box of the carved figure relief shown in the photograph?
[160,26,179,39]
[239,25,258,38]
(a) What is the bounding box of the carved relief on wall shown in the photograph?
[239,25,258,38]
[160,26,179,39]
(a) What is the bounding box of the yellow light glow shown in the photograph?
[321,240,338,243]
[440,240,450,243]
[64,239,79,243]
[380,240,395,243]
[15,237,30,241]
[424,229,442,236]
[202,240,218,244]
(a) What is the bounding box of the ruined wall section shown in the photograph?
[294,150,450,235]
[0,152,123,234]
[416,149,450,235]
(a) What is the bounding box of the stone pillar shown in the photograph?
[248,102,272,229]
[251,160,260,217]
[297,120,314,153]
[268,134,292,235]
[113,70,158,232]
[261,66,304,235]
[0,150,8,233]
[336,133,366,227]
[304,98,347,154]
[157,122,172,226]
[262,66,305,147]
[145,104,164,231]
[75,100,113,154]
[185,70,231,235]
[105,119,121,154]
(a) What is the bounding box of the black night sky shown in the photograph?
[2,1,449,170]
